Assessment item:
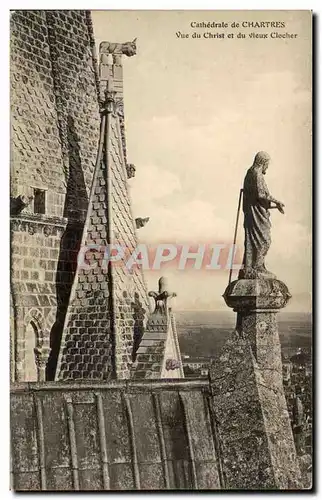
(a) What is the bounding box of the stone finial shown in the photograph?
[148,277,176,316]
[126,163,136,179]
[135,217,149,229]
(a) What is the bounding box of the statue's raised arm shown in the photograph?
[238,151,285,279]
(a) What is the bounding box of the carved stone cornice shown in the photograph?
[34,346,51,367]
[10,213,69,237]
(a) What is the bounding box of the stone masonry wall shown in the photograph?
[55,123,113,381]
[99,53,150,378]
[10,10,100,381]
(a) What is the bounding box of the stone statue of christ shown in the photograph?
[239,151,285,279]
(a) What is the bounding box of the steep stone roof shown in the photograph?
[11,379,222,490]
[10,10,100,211]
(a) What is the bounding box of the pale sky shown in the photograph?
[92,10,312,312]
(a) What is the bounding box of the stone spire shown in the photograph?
[55,42,149,381]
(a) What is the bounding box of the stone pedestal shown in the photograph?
[209,278,302,489]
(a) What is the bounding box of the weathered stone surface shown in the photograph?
[210,277,302,489]
[210,331,301,489]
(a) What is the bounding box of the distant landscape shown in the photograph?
[176,311,312,359]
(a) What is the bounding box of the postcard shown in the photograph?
[10,10,312,491]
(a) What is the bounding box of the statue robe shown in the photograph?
[241,166,272,273]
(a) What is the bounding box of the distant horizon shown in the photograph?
[176,307,312,359]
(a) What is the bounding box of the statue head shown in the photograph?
[253,151,270,174]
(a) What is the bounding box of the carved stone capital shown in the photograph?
[99,79,119,115]
[34,346,51,367]
[34,346,51,382]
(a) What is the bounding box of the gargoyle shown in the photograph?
[99,39,137,64]
[135,217,149,229]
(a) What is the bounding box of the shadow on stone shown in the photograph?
[46,116,88,380]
